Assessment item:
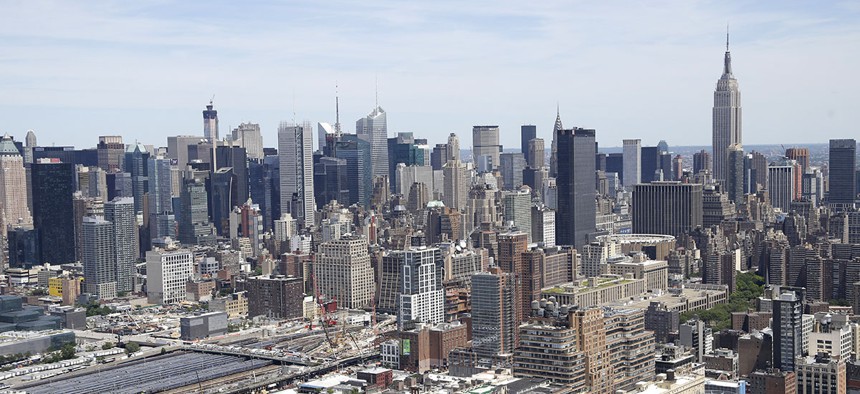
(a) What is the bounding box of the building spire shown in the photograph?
[723,25,733,77]
[553,103,563,132]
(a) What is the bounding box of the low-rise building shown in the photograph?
[209,291,248,318]
[0,330,75,356]
[616,372,705,394]
[747,368,796,394]
[356,367,393,389]
[179,312,228,341]
[541,274,646,307]
[428,321,468,367]
[185,280,215,303]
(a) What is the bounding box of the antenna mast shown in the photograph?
[335,83,342,135]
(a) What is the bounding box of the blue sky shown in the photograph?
[1,1,859,150]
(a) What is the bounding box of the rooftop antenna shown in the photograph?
[335,83,341,134]
[292,91,296,124]
[210,94,215,105]
[375,74,378,109]
[726,23,730,51]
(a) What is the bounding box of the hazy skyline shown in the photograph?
[1,1,859,150]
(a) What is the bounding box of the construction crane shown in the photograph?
[312,272,337,352]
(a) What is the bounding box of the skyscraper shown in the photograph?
[32,160,76,264]
[24,129,36,164]
[712,33,742,185]
[216,145,250,204]
[472,126,501,172]
[727,144,745,205]
[622,139,641,187]
[335,135,372,207]
[203,100,218,142]
[773,291,802,372]
[356,106,389,179]
[0,135,31,226]
[313,156,350,208]
[314,235,375,309]
[828,139,857,210]
[768,161,797,213]
[550,109,563,178]
[105,197,138,293]
[177,173,213,246]
[278,122,315,228]
[82,216,116,299]
[499,153,525,190]
[97,136,124,172]
[640,146,659,183]
[693,149,711,176]
[785,147,810,174]
[471,267,518,359]
[632,182,703,237]
[503,187,532,240]
[527,138,545,169]
[167,135,203,168]
[231,122,264,160]
[443,135,468,211]
[123,142,150,214]
[147,156,173,216]
[555,127,596,249]
[395,248,445,329]
[521,125,537,165]
[387,132,425,190]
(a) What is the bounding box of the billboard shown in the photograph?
[401,339,411,355]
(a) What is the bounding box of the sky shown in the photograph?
[1,1,859,151]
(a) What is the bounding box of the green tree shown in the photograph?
[682,272,765,330]
[60,343,76,360]
[124,342,140,355]
[102,342,115,350]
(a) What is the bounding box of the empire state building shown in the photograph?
[712,34,742,185]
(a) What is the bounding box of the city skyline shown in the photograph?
[2,2,859,149]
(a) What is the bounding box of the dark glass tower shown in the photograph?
[555,127,596,249]
[387,133,425,190]
[213,145,249,207]
[726,144,745,205]
[209,167,234,236]
[313,156,350,209]
[123,143,150,214]
[336,134,372,207]
[520,125,537,166]
[829,139,857,210]
[640,146,659,183]
[249,156,279,231]
[177,173,213,246]
[32,161,76,264]
[606,153,624,184]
